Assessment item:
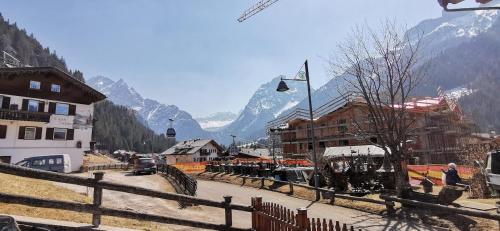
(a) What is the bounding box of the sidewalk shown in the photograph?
[2,214,140,231]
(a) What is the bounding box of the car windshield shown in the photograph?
[139,159,154,164]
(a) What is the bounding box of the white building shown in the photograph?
[0,67,106,171]
[161,139,223,164]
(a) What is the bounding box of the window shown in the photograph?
[29,81,41,90]
[24,127,36,140]
[339,140,349,146]
[56,158,63,165]
[48,159,55,165]
[32,159,46,166]
[51,84,61,92]
[55,103,69,115]
[0,125,6,139]
[28,100,39,112]
[53,128,67,140]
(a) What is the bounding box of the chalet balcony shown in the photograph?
[0,109,51,123]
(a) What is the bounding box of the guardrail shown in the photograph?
[0,163,252,231]
[158,164,197,196]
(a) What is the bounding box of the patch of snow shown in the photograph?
[274,101,299,118]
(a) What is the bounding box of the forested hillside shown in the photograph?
[93,101,175,153]
[0,13,84,82]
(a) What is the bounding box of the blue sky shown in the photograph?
[1,0,448,117]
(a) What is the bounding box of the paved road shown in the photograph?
[58,171,439,230]
[196,179,440,231]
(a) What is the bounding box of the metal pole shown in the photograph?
[304,60,320,201]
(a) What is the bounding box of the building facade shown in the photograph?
[0,67,106,171]
[275,97,475,164]
[161,139,223,164]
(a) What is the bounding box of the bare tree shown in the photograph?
[331,21,425,197]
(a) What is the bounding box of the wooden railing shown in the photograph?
[239,175,386,206]
[381,195,500,226]
[0,109,51,123]
[158,164,197,196]
[252,197,360,231]
[0,163,252,231]
[86,163,129,171]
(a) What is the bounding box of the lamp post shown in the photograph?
[276,59,320,201]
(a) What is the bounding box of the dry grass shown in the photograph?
[0,172,171,230]
[83,153,118,166]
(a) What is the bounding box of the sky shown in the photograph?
[0,0,449,117]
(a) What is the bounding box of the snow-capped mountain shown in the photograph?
[87,76,209,141]
[217,76,308,142]
[195,112,238,131]
[406,0,500,58]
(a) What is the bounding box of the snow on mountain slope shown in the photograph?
[87,76,209,141]
[195,112,238,131]
[406,0,500,57]
[218,76,308,142]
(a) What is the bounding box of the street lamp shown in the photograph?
[276,59,321,201]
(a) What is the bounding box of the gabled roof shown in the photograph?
[161,139,222,155]
[323,145,388,158]
[238,148,270,158]
[0,66,106,104]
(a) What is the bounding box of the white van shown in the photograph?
[15,154,72,173]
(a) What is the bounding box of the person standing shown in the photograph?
[442,163,461,186]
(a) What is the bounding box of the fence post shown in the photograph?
[223,195,233,228]
[289,181,294,194]
[253,197,262,230]
[92,172,104,227]
[296,208,308,231]
[384,198,396,216]
[261,177,265,189]
[330,189,335,205]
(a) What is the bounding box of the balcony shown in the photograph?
[0,109,51,123]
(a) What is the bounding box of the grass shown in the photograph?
[83,153,119,166]
[0,172,172,230]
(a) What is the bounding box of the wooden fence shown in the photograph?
[238,175,500,229]
[0,163,251,231]
[158,164,197,196]
[86,163,129,171]
[251,197,359,231]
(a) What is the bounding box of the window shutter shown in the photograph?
[35,127,42,140]
[46,128,54,140]
[48,102,56,114]
[18,126,26,139]
[0,125,7,139]
[21,99,29,111]
[66,129,74,140]
[1,97,10,109]
[69,105,76,116]
[38,101,45,113]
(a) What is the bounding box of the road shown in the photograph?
[196,180,439,231]
[57,171,438,230]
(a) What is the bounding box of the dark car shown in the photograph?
[133,158,157,175]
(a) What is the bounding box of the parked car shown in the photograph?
[15,154,71,173]
[485,150,500,195]
[133,158,157,175]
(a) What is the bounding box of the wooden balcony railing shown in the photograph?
[0,109,51,123]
